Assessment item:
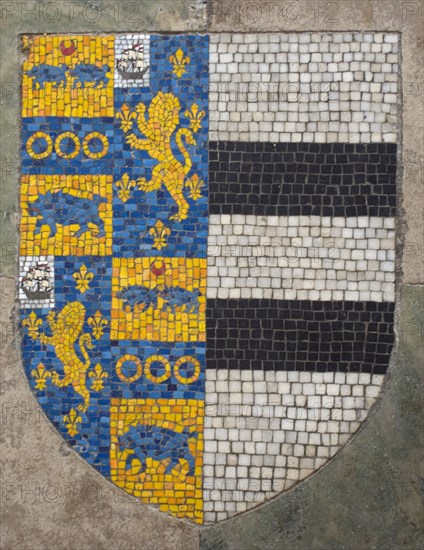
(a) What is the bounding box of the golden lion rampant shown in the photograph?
[122,92,197,222]
[37,302,93,412]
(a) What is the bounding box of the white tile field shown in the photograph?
[208,215,395,302]
[203,369,385,523]
[210,33,399,143]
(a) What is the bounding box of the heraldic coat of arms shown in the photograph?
[20,33,398,524]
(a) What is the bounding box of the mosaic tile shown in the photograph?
[110,398,203,522]
[20,175,113,256]
[206,300,394,374]
[208,215,395,302]
[19,255,55,309]
[20,33,208,525]
[209,33,399,143]
[22,35,115,118]
[114,34,150,88]
[111,257,207,342]
[209,142,397,218]
[19,32,398,525]
[203,370,385,522]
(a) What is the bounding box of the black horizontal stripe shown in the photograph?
[206,299,395,374]
[209,141,397,218]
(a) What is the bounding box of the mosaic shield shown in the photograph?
[20,32,398,525]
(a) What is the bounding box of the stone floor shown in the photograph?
[1,1,423,549]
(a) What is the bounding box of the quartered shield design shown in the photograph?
[20,33,398,525]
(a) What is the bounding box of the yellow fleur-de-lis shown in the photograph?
[185,174,205,201]
[31,362,51,390]
[184,103,205,133]
[116,103,137,132]
[88,363,108,392]
[88,310,109,340]
[73,264,94,294]
[149,220,171,251]
[115,173,136,203]
[169,48,190,78]
[22,311,42,341]
[63,408,82,437]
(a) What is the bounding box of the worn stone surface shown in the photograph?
[1,0,423,548]
[208,0,420,31]
[200,284,424,550]
[400,13,424,286]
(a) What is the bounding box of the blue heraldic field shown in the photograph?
[19,32,398,524]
